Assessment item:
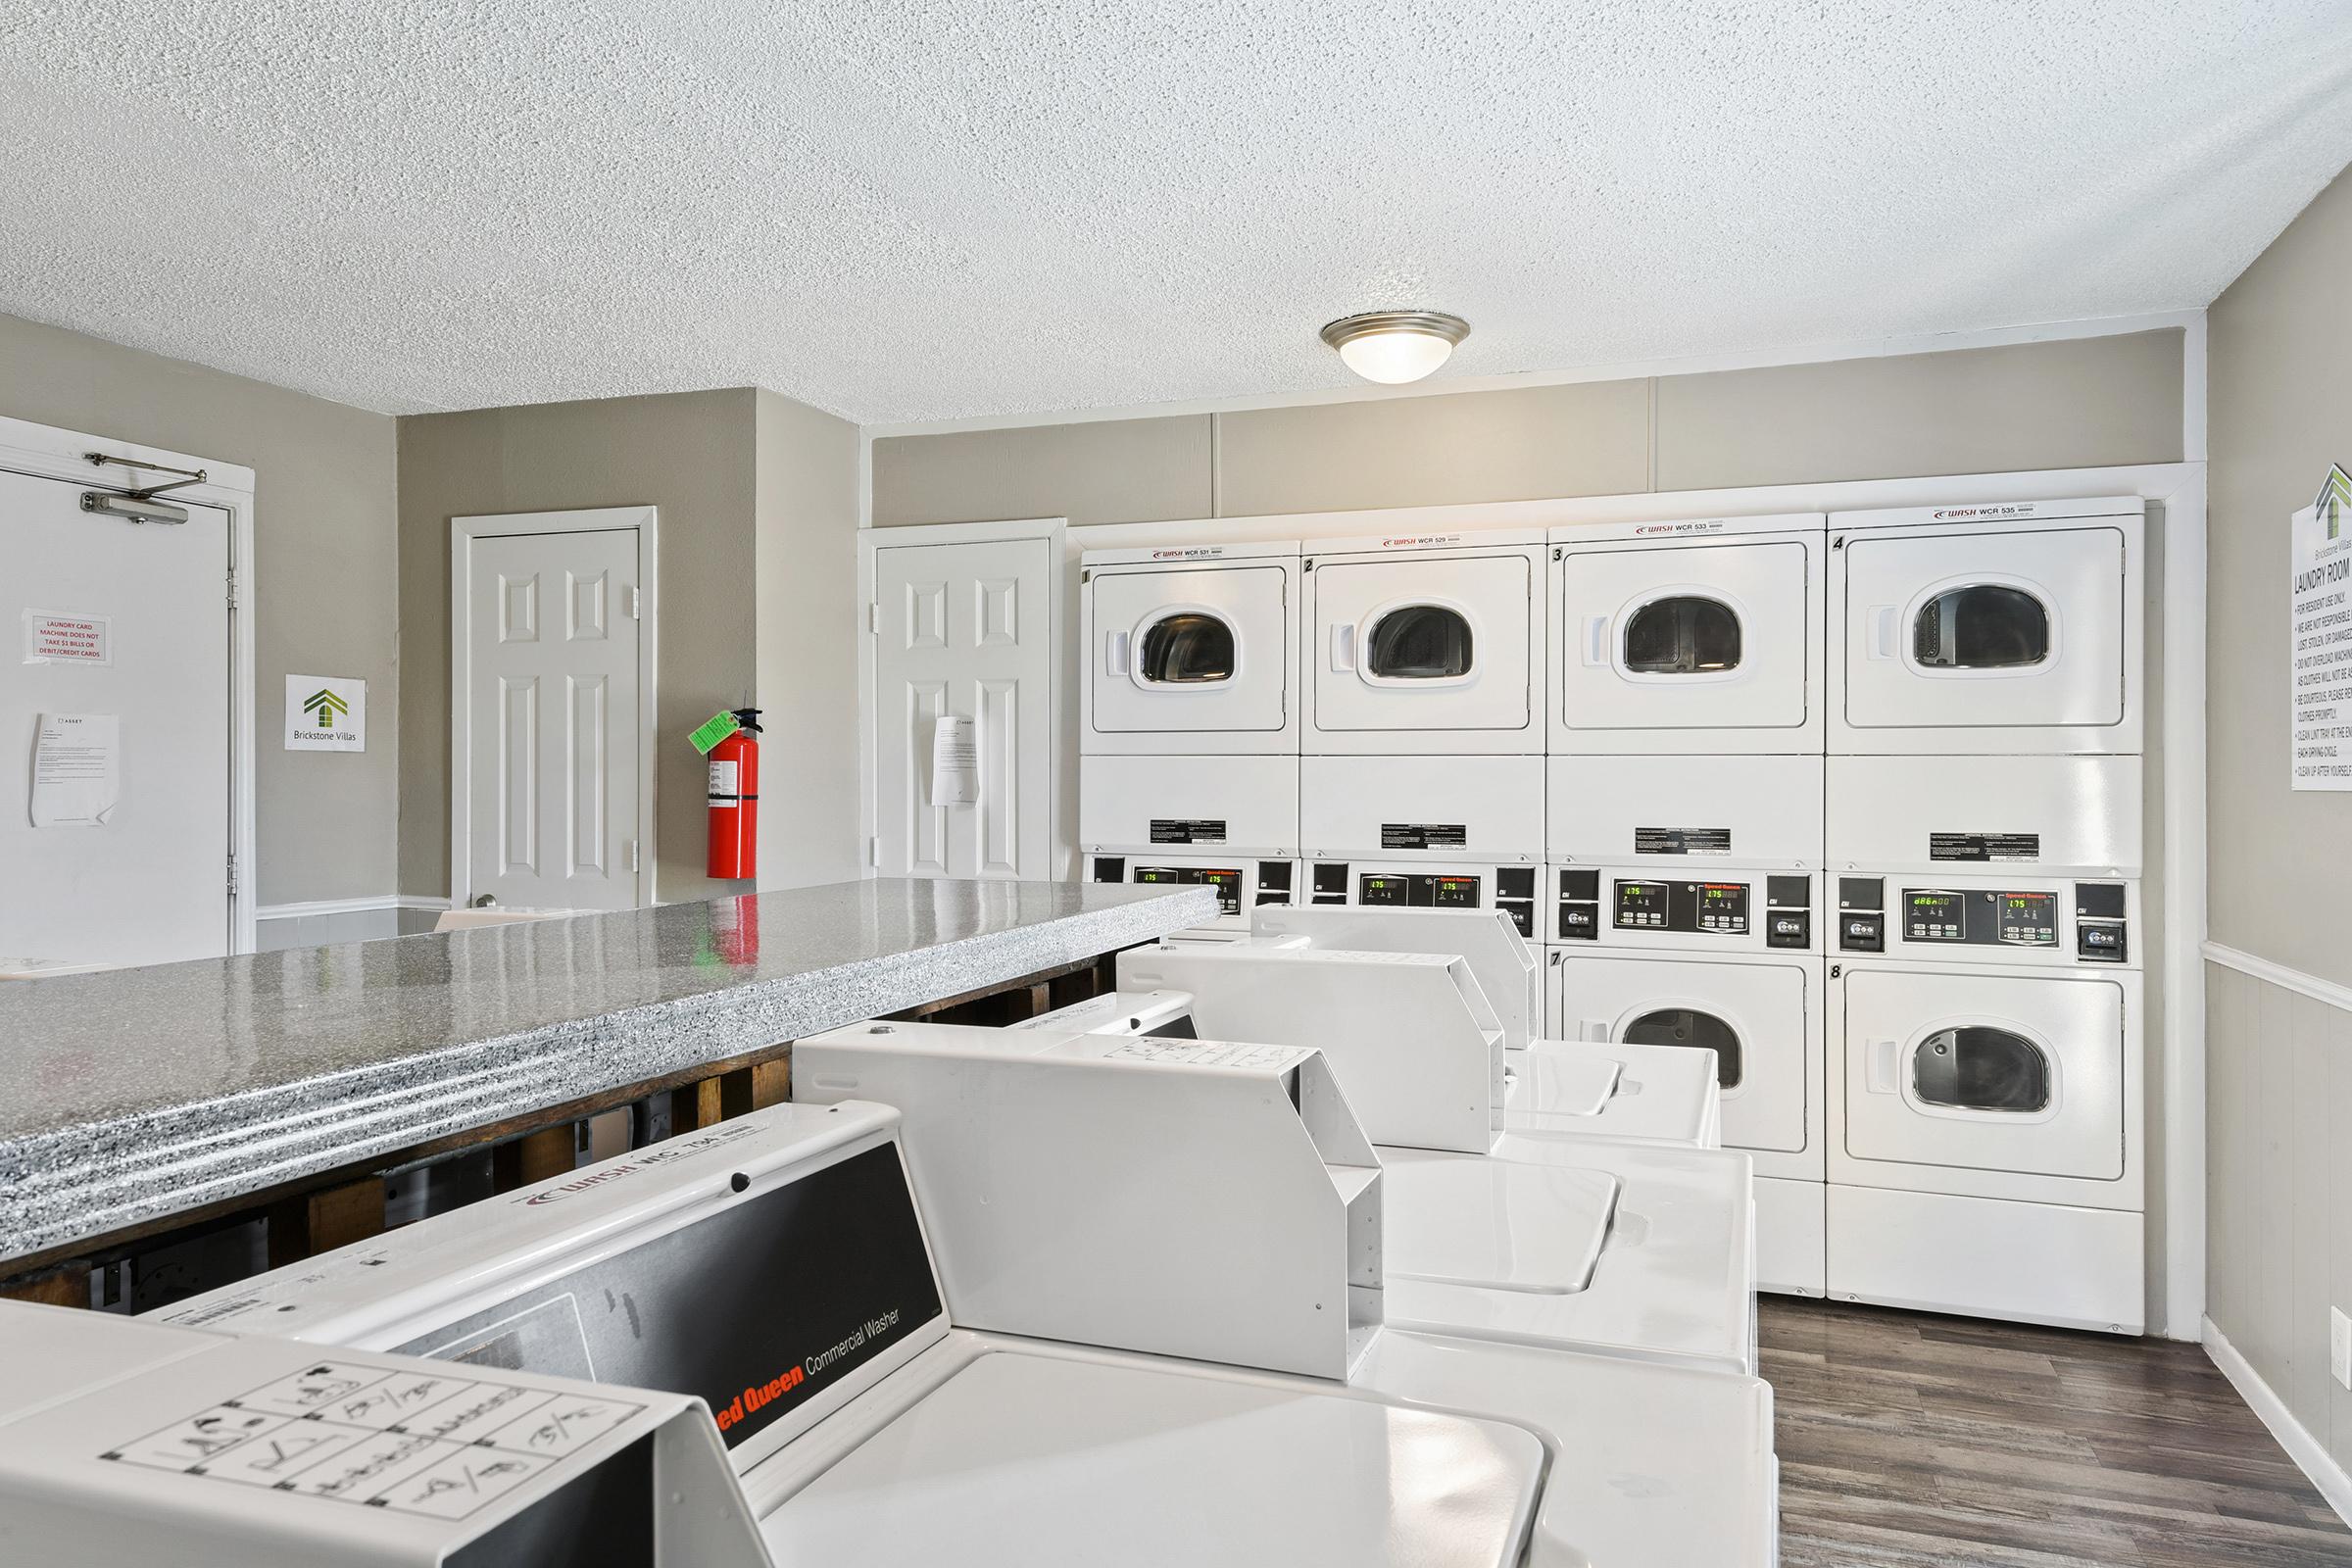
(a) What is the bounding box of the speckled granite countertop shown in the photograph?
[0,878,1216,1265]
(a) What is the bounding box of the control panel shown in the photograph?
[1093,858,1295,915]
[1555,867,1810,948]
[1311,861,1536,936]
[1834,876,2132,962]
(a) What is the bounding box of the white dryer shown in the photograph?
[1548,512,1826,756]
[1081,541,1304,929]
[1827,496,2144,756]
[1827,870,2144,1333]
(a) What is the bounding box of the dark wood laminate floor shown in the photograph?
[1762,1298,2352,1566]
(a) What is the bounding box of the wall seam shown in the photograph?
[1209,412,1223,518]
[1645,376,1659,492]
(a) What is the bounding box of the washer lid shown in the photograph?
[1511,1049,1622,1117]
[1381,1152,1621,1294]
[762,1351,1543,1568]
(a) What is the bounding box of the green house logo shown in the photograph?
[2321,466,2352,541]
[302,687,350,725]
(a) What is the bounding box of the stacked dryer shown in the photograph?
[1544,514,1831,1296]
[1298,531,1548,938]
[1080,542,1303,928]
[1823,497,2146,1333]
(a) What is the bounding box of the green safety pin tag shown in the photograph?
[689,710,741,755]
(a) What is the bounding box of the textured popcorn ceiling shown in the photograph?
[2,2,2350,422]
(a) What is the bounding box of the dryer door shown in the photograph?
[1091,564,1290,734]
[1312,553,1533,735]
[1840,525,2126,733]
[1557,540,1808,732]
[1841,969,2125,1180]
[1552,954,1807,1155]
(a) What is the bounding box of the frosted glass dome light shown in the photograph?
[1320,311,1471,384]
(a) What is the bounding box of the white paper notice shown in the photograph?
[929,714,978,807]
[23,611,111,665]
[30,713,121,827]
[2291,469,2352,791]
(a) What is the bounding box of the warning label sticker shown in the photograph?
[1103,1039,1307,1072]
[1635,827,1732,856]
[1381,822,1467,850]
[1151,818,1227,845]
[1930,832,2042,862]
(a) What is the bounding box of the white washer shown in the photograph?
[1826,869,2144,1333]
[1243,903,1722,1148]
[1827,496,2144,756]
[1547,947,1825,1298]
[159,1091,1777,1565]
[1304,530,1545,756]
[1548,513,1826,756]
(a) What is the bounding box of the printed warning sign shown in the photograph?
[23,611,111,665]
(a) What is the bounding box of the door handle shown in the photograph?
[1582,615,1611,667]
[1867,607,1898,661]
[1105,630,1129,676]
[1866,1039,1900,1094]
[1579,1019,1610,1043]
[1331,622,1357,672]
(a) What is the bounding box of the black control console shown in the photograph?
[1832,876,2131,961]
[1555,868,1812,946]
[1299,862,1536,936]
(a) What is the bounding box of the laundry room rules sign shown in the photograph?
[2291,466,2352,790]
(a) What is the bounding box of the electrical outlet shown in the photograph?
[2331,1306,2351,1390]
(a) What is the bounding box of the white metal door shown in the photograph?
[1550,953,1810,1156]
[873,537,1054,879]
[1557,541,1809,734]
[1309,551,1535,744]
[1839,526,2126,734]
[1839,968,2124,1180]
[464,529,642,910]
[1086,563,1290,737]
[0,467,231,966]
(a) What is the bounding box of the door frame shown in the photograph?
[449,506,659,910]
[857,517,1066,879]
[0,415,259,955]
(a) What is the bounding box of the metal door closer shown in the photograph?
[153,1085,1777,1564]
[1246,902,1723,1147]
[988,940,1759,1377]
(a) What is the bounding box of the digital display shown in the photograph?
[1899,888,2058,947]
[1613,879,1747,935]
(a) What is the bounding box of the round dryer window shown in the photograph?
[1623,595,1741,674]
[1138,612,1236,684]
[1367,605,1474,680]
[1623,1007,1742,1090]
[1913,1025,2050,1112]
[1912,584,2049,669]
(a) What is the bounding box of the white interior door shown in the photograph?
[1841,526,2126,731]
[0,467,231,966]
[1840,968,2124,1179]
[1558,540,1809,731]
[1088,563,1290,736]
[462,527,643,910]
[872,536,1054,879]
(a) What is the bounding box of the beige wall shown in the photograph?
[396,390,760,906]
[873,331,2185,526]
[0,313,400,907]
[2205,163,2352,1466]
[753,390,863,889]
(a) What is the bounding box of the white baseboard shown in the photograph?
[2203,1316,2352,1528]
[256,895,451,920]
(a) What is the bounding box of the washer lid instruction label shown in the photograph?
[99,1357,644,1521]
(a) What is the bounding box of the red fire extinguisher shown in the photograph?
[706,708,761,880]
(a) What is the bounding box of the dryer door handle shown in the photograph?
[1866,1038,1901,1094]
[1578,1019,1611,1043]
[1867,606,1899,661]
[1582,615,1611,666]
[1330,622,1358,672]
[1105,629,1130,676]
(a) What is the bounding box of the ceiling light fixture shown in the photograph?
[1319,310,1471,385]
